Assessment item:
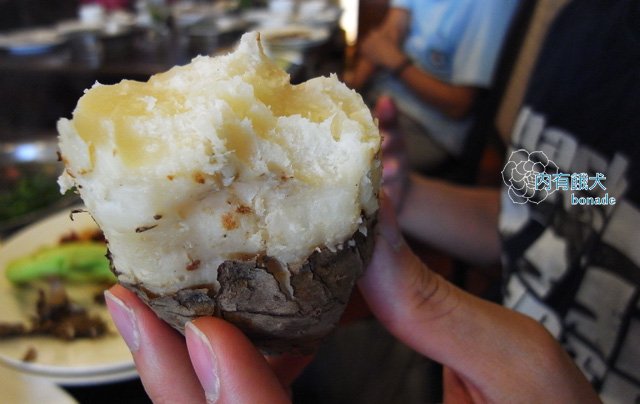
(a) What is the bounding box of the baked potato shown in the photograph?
[58,32,381,354]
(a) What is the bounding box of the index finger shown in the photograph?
[105,285,205,403]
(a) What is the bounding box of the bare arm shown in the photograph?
[356,8,477,119]
[378,95,501,265]
[344,58,376,90]
[394,66,477,119]
[360,29,477,119]
[377,7,409,43]
[398,175,501,266]
[344,8,409,89]
[377,96,500,267]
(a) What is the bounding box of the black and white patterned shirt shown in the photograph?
[499,1,640,402]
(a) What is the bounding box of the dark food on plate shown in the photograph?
[32,279,108,340]
[57,32,381,354]
[0,322,27,338]
[22,346,37,362]
[0,229,112,343]
[0,279,109,341]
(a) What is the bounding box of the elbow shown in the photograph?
[442,99,474,120]
[443,107,469,120]
[441,88,478,120]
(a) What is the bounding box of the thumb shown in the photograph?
[359,195,600,403]
[358,194,462,362]
[186,318,290,404]
[359,196,513,368]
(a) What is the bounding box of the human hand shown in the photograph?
[376,96,410,212]
[358,196,600,403]
[342,58,376,90]
[360,29,407,71]
[103,200,599,403]
[105,285,313,403]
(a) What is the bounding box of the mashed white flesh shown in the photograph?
[58,32,380,294]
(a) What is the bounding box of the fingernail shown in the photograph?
[379,197,405,252]
[186,321,220,404]
[380,219,405,252]
[383,157,400,178]
[104,290,139,352]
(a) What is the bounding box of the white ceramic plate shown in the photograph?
[0,365,77,404]
[297,5,342,27]
[259,25,330,49]
[39,366,139,387]
[0,208,134,380]
[0,29,66,55]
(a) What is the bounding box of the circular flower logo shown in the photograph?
[501,149,559,204]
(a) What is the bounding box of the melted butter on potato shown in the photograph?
[73,83,186,167]
[58,32,380,294]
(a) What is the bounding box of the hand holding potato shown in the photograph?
[105,285,312,403]
[359,198,599,403]
[105,196,598,403]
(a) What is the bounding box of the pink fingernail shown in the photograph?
[104,290,139,352]
[379,198,405,252]
[380,220,405,252]
[383,158,400,178]
[186,322,220,403]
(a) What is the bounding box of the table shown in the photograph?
[0,24,342,141]
[0,22,346,402]
[0,27,241,139]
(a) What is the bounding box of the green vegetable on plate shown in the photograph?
[6,242,116,285]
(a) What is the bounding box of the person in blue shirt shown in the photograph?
[346,0,520,172]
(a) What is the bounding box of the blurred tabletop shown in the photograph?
[0,5,346,403]
[0,18,345,142]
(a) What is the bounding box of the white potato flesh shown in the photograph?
[58,32,380,294]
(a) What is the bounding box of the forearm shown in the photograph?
[347,8,408,89]
[398,174,501,266]
[345,58,376,90]
[357,6,476,119]
[379,8,409,44]
[395,66,477,119]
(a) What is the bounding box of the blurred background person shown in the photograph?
[345,0,520,175]
[381,0,640,401]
